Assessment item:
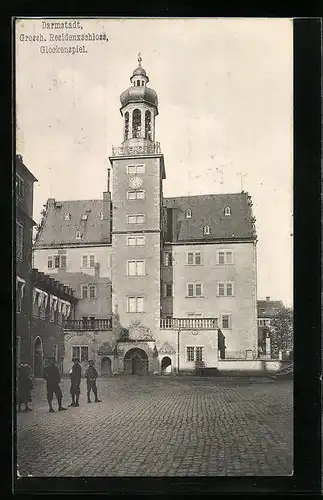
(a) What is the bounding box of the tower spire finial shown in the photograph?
[138,52,142,66]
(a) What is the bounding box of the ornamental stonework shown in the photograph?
[128,321,155,341]
[97,342,114,356]
[159,342,176,355]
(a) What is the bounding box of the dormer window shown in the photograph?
[76,231,82,240]
[186,209,192,219]
[203,225,211,235]
[224,206,231,216]
[100,211,104,220]
[64,213,71,221]
[81,214,88,221]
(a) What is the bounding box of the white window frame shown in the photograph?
[127,164,145,174]
[203,225,211,235]
[186,251,202,266]
[72,345,89,362]
[127,190,146,200]
[186,282,203,298]
[100,211,104,220]
[164,283,173,297]
[126,235,146,246]
[81,214,88,221]
[217,250,234,265]
[186,346,195,362]
[127,296,144,313]
[48,254,67,270]
[127,214,145,224]
[16,221,23,261]
[224,206,231,216]
[81,284,97,299]
[76,231,82,240]
[217,281,235,297]
[81,253,96,268]
[16,174,24,199]
[64,213,71,221]
[195,346,204,362]
[185,209,192,219]
[220,313,232,330]
[164,251,173,267]
[127,260,146,277]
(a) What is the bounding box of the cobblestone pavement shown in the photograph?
[16,376,293,477]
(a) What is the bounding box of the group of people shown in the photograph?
[17,357,101,413]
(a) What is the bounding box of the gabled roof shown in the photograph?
[46,271,111,300]
[257,299,284,317]
[164,192,255,242]
[34,199,109,247]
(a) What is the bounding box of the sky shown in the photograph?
[16,18,293,306]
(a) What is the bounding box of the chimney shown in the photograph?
[102,191,111,242]
[266,296,270,301]
[47,198,56,209]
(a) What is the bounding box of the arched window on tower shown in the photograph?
[185,209,192,219]
[137,80,140,86]
[145,110,152,140]
[132,109,141,138]
[224,206,231,216]
[124,112,129,141]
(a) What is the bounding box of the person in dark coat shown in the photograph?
[69,357,82,407]
[17,363,33,412]
[85,360,101,403]
[43,357,67,413]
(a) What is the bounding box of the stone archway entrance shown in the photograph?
[101,357,112,376]
[34,337,43,378]
[161,356,172,375]
[124,348,148,375]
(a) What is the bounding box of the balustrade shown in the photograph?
[112,141,161,157]
[160,317,218,330]
[64,318,112,331]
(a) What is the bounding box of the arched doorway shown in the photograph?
[101,357,112,376]
[161,356,172,375]
[34,337,43,378]
[124,348,148,375]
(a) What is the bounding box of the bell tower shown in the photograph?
[109,55,166,343]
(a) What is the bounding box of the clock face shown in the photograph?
[129,175,143,189]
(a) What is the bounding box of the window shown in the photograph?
[221,314,232,329]
[132,109,141,138]
[224,206,231,216]
[164,284,173,297]
[126,235,145,246]
[127,214,145,224]
[127,296,144,313]
[16,279,25,313]
[187,313,203,318]
[127,164,145,175]
[16,221,23,260]
[217,250,233,265]
[185,209,192,219]
[48,254,67,269]
[64,213,71,220]
[203,225,211,235]
[187,283,203,297]
[145,110,152,140]
[127,190,145,200]
[72,345,89,362]
[186,346,204,362]
[217,282,234,297]
[81,284,97,299]
[124,111,129,140]
[76,231,82,240]
[186,251,202,265]
[127,260,145,276]
[81,254,96,268]
[81,214,88,221]
[100,211,104,220]
[164,251,172,267]
[187,346,195,362]
[16,174,24,199]
[39,301,46,320]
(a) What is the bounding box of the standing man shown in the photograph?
[85,360,101,403]
[43,357,67,413]
[17,362,33,412]
[69,357,82,407]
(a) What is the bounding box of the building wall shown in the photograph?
[33,245,113,279]
[31,318,65,375]
[171,241,258,359]
[111,156,163,335]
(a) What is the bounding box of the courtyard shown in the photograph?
[16,376,293,477]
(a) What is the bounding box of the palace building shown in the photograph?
[33,56,258,376]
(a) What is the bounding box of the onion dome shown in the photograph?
[119,54,158,110]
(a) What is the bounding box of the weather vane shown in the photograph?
[138,52,142,65]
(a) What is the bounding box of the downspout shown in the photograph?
[177,328,181,375]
